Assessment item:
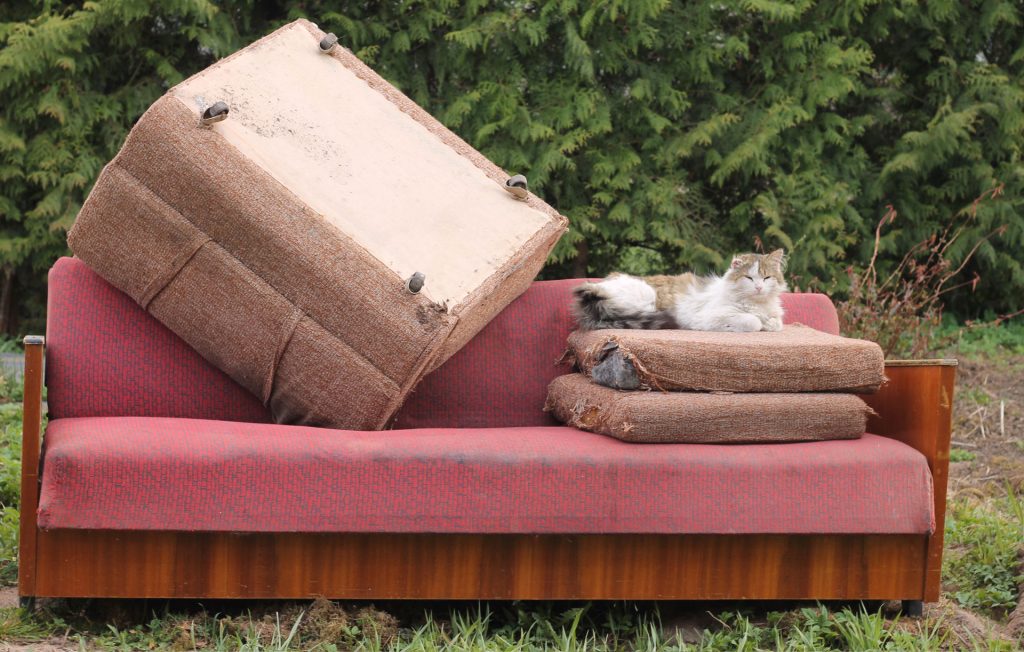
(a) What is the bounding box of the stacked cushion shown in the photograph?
[546,374,871,444]
[566,325,885,393]
[547,324,884,444]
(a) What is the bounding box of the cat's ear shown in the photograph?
[730,256,745,270]
[768,248,787,269]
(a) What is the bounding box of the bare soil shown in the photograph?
[943,353,1024,645]
[948,355,1024,498]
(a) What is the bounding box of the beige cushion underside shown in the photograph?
[174,23,551,307]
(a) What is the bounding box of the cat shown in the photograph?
[573,249,788,332]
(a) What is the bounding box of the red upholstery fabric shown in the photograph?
[38,417,934,534]
[46,257,271,422]
[394,278,581,428]
[780,293,841,335]
[46,257,841,427]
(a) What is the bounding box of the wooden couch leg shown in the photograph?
[901,600,924,618]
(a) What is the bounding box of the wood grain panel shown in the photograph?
[18,336,44,597]
[33,530,926,600]
[863,362,956,602]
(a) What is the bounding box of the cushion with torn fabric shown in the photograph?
[545,374,871,443]
[566,324,885,394]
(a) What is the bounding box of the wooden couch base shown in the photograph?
[29,530,928,600]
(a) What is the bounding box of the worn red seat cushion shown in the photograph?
[38,417,934,534]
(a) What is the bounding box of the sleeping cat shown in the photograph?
[573,249,787,332]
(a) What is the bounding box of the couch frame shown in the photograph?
[18,337,955,605]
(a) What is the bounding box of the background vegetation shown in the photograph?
[1,0,1023,335]
[0,2,1021,648]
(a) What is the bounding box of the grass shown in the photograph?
[944,490,1024,617]
[0,400,21,587]
[0,336,21,355]
[950,448,978,462]
[942,493,1024,614]
[939,319,1024,359]
[0,601,978,651]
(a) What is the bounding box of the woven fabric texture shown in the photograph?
[46,257,271,422]
[780,293,841,335]
[394,278,580,428]
[37,417,933,534]
[67,20,565,430]
[546,374,869,443]
[567,324,885,394]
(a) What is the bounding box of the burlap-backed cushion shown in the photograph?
[566,324,885,393]
[68,20,566,429]
[546,374,869,443]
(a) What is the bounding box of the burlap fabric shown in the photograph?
[566,324,885,394]
[546,374,870,443]
[69,20,566,429]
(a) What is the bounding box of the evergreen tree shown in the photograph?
[1,1,1021,333]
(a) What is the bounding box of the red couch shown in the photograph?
[19,257,955,609]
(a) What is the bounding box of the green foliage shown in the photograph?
[0,606,58,642]
[0,0,253,333]
[0,601,962,651]
[309,0,1024,318]
[944,491,1024,617]
[950,448,978,462]
[0,403,23,508]
[941,319,1024,358]
[1,1,1023,330]
[0,403,22,585]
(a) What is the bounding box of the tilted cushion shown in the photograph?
[567,324,885,393]
[67,20,565,430]
[38,417,933,534]
[546,374,869,443]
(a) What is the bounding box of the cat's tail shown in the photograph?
[572,282,678,330]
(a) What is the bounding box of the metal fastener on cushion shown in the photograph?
[319,33,338,53]
[505,175,528,200]
[406,272,426,294]
[200,101,229,126]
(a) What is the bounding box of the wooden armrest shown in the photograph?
[862,358,956,601]
[19,335,44,598]
[863,359,957,460]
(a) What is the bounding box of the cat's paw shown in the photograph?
[724,313,763,332]
[762,317,783,332]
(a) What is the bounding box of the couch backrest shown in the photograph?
[46,257,840,426]
[46,257,272,422]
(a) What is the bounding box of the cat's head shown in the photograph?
[725,249,788,298]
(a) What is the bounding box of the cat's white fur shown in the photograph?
[585,255,787,332]
[671,260,786,332]
[596,274,658,315]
